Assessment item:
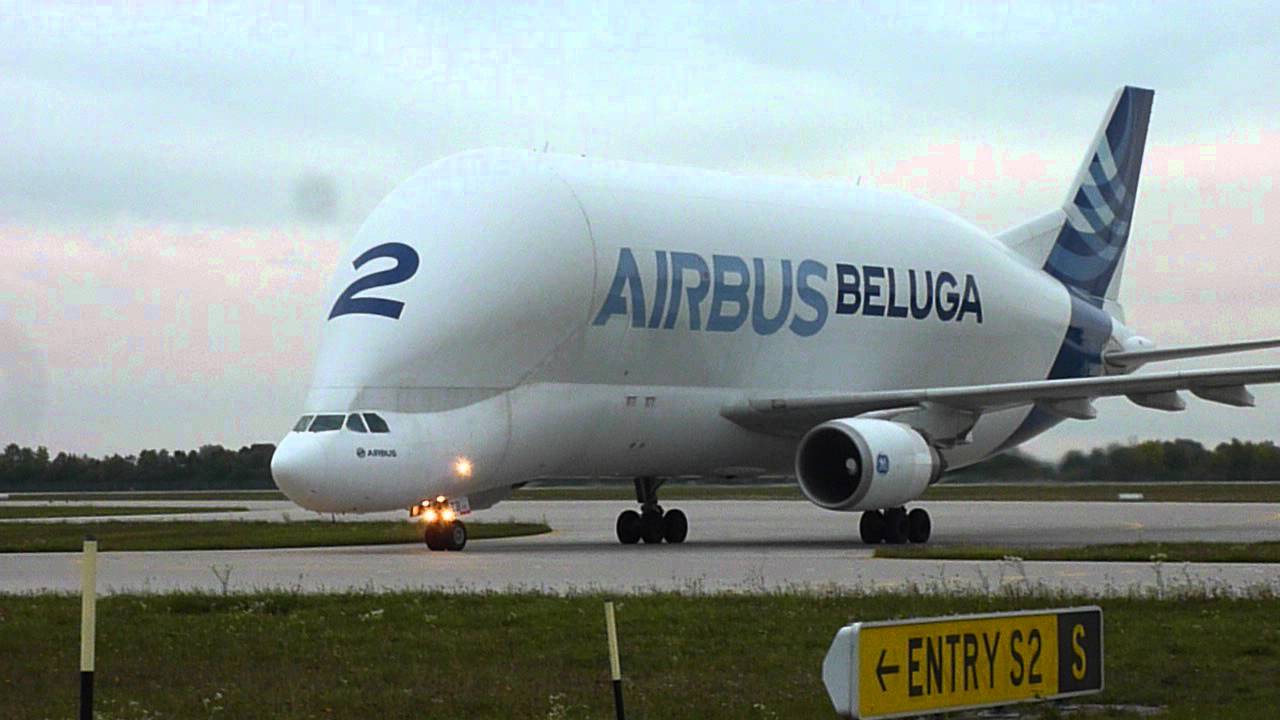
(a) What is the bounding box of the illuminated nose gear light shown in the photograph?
[412,497,467,525]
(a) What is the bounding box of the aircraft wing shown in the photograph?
[722,365,1280,438]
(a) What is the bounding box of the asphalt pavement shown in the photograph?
[1,499,1278,595]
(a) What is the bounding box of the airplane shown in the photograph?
[271,86,1280,551]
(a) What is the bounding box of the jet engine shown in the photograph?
[794,418,942,511]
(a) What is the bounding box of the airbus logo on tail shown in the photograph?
[592,248,983,336]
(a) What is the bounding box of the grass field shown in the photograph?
[0,520,550,553]
[876,541,1280,564]
[1,591,1276,719]
[0,505,247,520]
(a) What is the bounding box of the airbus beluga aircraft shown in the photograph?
[272,86,1280,551]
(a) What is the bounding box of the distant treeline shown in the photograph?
[2,438,1279,492]
[0,443,276,492]
[950,438,1280,483]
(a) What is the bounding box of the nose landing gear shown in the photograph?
[412,499,468,551]
[859,507,931,544]
[615,477,688,545]
[425,519,467,551]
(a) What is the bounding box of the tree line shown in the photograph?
[947,438,1280,483]
[0,443,276,492]
[2,438,1279,492]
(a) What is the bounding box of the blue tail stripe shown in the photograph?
[1043,86,1153,303]
[1054,226,1123,261]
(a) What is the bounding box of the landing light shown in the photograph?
[423,509,439,523]
[441,508,456,522]
[453,457,473,478]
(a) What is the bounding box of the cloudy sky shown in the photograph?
[2,1,1279,459]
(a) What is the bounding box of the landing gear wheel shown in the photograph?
[662,508,688,544]
[883,508,909,545]
[616,510,642,544]
[907,508,932,544]
[640,508,665,544]
[859,510,885,544]
[424,525,447,551]
[444,520,467,551]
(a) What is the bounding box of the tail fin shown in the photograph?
[1001,86,1153,303]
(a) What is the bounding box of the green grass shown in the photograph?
[0,505,247,520]
[0,591,1276,719]
[877,541,1280,564]
[0,520,550,553]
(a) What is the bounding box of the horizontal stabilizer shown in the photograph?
[723,365,1280,437]
[1106,338,1280,369]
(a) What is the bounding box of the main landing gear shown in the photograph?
[859,507,931,545]
[615,477,688,545]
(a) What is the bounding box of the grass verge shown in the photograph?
[0,506,247,520]
[0,520,550,553]
[1,591,1276,719]
[876,541,1280,563]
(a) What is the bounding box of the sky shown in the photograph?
[2,1,1279,460]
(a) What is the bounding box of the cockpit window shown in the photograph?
[308,414,344,432]
[345,414,368,433]
[293,415,314,432]
[363,413,390,433]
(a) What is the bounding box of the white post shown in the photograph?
[604,601,625,720]
[79,536,97,720]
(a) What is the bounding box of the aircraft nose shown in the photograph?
[271,435,329,509]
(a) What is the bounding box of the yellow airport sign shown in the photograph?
[822,606,1102,718]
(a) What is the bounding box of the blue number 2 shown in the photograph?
[328,242,421,320]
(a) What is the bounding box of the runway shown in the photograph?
[2,500,1278,595]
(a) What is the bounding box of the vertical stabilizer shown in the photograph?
[1044,85,1153,301]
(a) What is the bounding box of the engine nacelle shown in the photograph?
[795,418,942,511]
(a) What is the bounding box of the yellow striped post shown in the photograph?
[79,536,98,720]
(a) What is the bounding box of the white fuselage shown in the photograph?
[271,149,1116,513]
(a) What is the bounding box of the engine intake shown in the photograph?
[795,418,942,511]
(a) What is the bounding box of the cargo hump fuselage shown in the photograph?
[276,149,1111,512]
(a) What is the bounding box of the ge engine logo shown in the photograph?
[875,453,890,474]
[356,447,367,459]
